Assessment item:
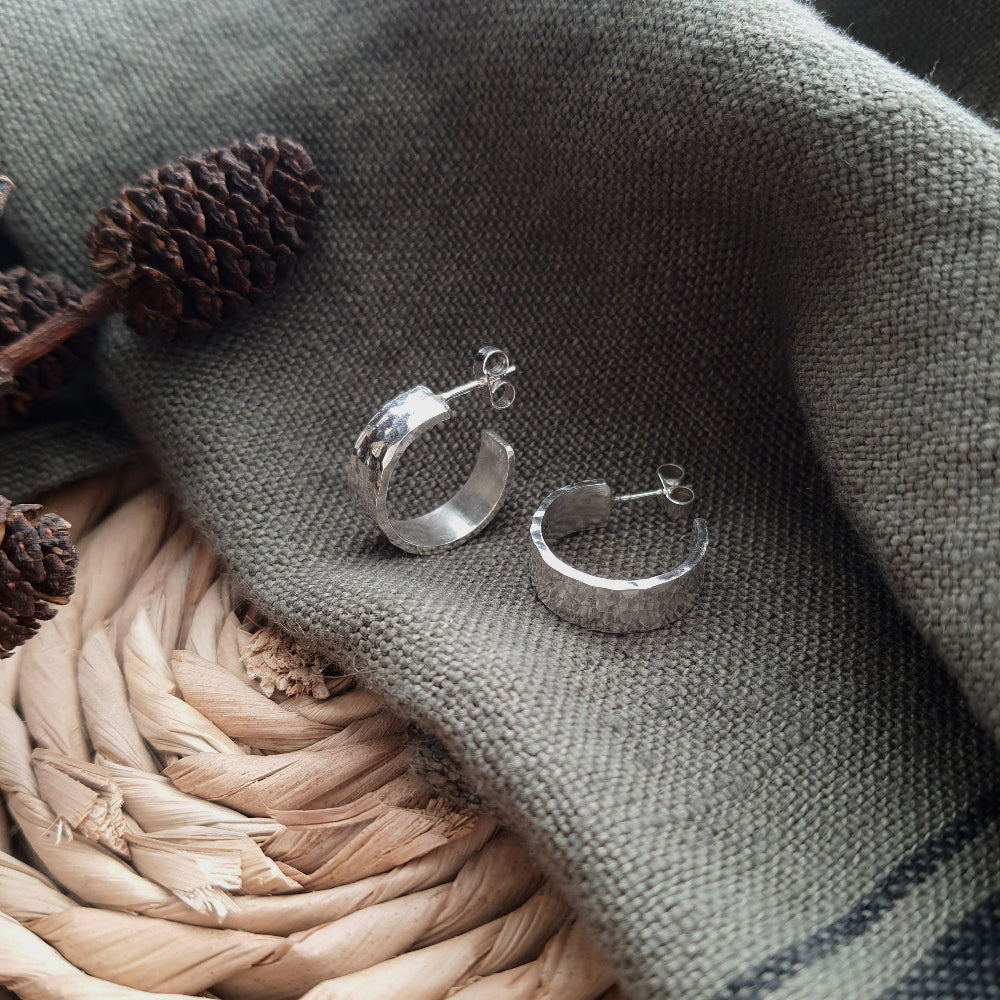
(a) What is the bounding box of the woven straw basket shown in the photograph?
[0,467,619,1000]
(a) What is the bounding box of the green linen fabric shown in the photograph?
[1,2,998,997]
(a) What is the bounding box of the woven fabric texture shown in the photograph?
[1,2,998,997]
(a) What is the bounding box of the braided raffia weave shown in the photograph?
[0,468,618,1000]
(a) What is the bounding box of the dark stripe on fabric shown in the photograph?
[713,789,1000,999]
[876,888,1000,1000]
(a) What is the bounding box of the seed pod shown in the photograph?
[87,134,323,339]
[0,268,93,427]
[0,497,78,658]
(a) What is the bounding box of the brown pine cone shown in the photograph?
[0,497,78,658]
[87,134,323,339]
[0,268,94,427]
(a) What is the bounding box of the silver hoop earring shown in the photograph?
[529,463,708,633]
[349,346,517,554]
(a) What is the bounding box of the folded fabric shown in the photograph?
[1,1,998,997]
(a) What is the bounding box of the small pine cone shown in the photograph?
[87,134,323,339]
[0,496,78,658]
[0,268,94,427]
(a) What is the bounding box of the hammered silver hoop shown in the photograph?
[348,347,517,554]
[529,464,708,633]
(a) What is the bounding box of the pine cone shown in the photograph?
[87,134,323,339]
[0,268,94,427]
[0,497,78,658]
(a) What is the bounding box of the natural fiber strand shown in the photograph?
[145,817,499,936]
[27,907,284,996]
[0,850,71,921]
[17,608,88,761]
[17,484,174,760]
[295,886,570,1000]
[30,750,128,855]
[71,485,175,635]
[162,733,409,815]
[112,525,215,657]
[122,607,242,759]
[264,798,479,890]
[171,649,341,750]
[214,610,251,679]
[0,910,202,1000]
[0,849,282,994]
[0,643,23,707]
[78,626,160,773]
[0,806,11,857]
[445,919,617,999]
[185,578,233,662]
[98,759,282,840]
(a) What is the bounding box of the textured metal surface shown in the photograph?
[529,471,709,633]
[348,350,516,554]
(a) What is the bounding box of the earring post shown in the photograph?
[613,487,665,504]
[440,363,517,404]
[614,464,695,510]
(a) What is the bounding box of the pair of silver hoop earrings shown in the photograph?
[347,346,709,634]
